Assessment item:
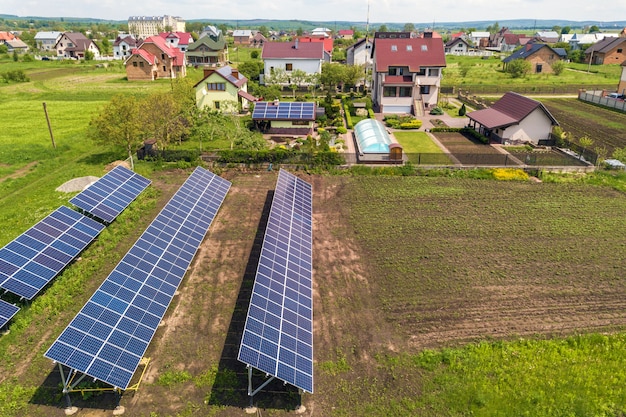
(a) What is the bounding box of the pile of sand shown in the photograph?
[56,176,100,193]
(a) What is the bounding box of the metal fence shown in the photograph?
[578,91,626,113]
[449,85,615,95]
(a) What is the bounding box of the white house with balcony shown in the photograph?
[371,32,446,115]
[261,40,325,85]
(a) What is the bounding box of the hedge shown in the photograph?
[216,149,345,166]
[367,108,375,119]
[343,104,353,129]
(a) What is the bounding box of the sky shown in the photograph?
[2,0,626,25]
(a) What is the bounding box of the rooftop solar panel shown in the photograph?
[252,102,316,121]
[0,299,19,329]
[0,206,105,300]
[70,165,151,223]
[45,167,231,390]
[238,169,314,393]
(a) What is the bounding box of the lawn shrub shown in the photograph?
[384,114,421,129]
[368,108,375,118]
[399,120,423,129]
[429,107,444,115]
[336,126,347,134]
[344,104,353,129]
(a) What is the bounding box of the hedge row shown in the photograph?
[216,149,345,166]
[344,104,353,129]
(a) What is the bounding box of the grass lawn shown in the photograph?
[394,131,453,165]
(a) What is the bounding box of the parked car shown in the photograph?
[607,93,621,99]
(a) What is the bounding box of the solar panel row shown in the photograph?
[0,206,105,300]
[238,169,314,393]
[45,167,231,390]
[70,165,151,223]
[0,299,19,329]
[252,102,316,121]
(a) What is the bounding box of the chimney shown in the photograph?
[231,69,239,79]
[526,43,532,51]
[294,38,299,49]
[203,67,215,78]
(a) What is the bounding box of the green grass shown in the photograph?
[393,131,453,165]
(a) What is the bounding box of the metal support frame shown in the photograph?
[246,365,276,406]
[55,357,151,409]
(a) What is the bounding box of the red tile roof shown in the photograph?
[159,31,193,45]
[130,48,156,65]
[338,30,354,36]
[238,89,258,102]
[296,36,333,54]
[0,32,17,41]
[373,37,446,73]
[142,36,185,66]
[467,92,558,129]
[262,41,325,59]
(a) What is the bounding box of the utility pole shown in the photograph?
[42,102,56,149]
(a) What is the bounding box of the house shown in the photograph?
[585,37,626,65]
[469,31,490,46]
[194,65,257,113]
[124,35,186,81]
[502,43,566,74]
[159,32,193,52]
[0,32,17,45]
[375,32,412,39]
[252,101,317,136]
[347,38,373,67]
[296,35,334,55]
[55,32,100,59]
[311,28,331,38]
[371,32,446,115]
[534,31,560,43]
[34,31,62,51]
[5,39,29,53]
[619,61,626,95]
[337,29,354,40]
[233,30,253,45]
[251,32,267,48]
[113,35,139,59]
[186,27,229,66]
[501,34,531,52]
[444,37,472,54]
[467,92,558,144]
[128,15,185,39]
[261,40,326,85]
[568,32,620,50]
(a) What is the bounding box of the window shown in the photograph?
[292,120,309,126]
[421,45,428,52]
[207,82,226,91]
[214,101,220,109]
[285,63,293,71]
[383,86,397,97]
[398,87,412,97]
[428,68,439,77]
[388,68,398,75]
[618,48,623,53]
[133,61,138,67]
[536,64,543,73]
[419,85,430,94]
[406,45,412,51]
[139,61,144,68]
[391,45,397,51]
[416,68,426,76]
[163,66,166,72]
[161,53,165,59]
[270,66,275,74]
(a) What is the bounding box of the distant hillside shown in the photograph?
[1,14,625,31]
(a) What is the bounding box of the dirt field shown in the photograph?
[6,170,626,416]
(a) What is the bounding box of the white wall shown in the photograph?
[263,58,322,77]
[502,108,553,144]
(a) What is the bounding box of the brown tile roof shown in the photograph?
[467,92,558,129]
[372,37,446,73]
[238,89,258,102]
[585,37,626,54]
[261,41,325,59]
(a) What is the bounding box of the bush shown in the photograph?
[1,69,30,83]
[552,61,565,76]
[368,108,375,118]
[429,107,444,115]
[399,120,423,129]
[506,59,531,78]
[336,126,347,134]
[384,114,420,129]
[458,103,467,117]
[344,104,353,129]
[250,50,259,59]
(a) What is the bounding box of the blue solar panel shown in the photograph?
[238,169,314,393]
[0,206,105,300]
[0,299,19,329]
[70,165,151,223]
[252,102,316,121]
[45,167,231,390]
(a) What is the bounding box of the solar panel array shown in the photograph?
[45,167,231,390]
[238,169,314,393]
[0,206,105,300]
[252,102,316,121]
[0,299,19,329]
[70,165,151,223]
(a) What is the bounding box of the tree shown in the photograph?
[343,64,365,88]
[296,27,303,36]
[552,60,565,75]
[578,136,594,159]
[378,24,388,32]
[239,61,264,81]
[458,103,467,116]
[403,23,415,32]
[561,26,571,34]
[258,25,269,37]
[89,95,145,170]
[250,50,259,59]
[588,25,600,33]
[264,67,289,85]
[99,38,111,56]
[552,25,562,34]
[142,92,189,149]
[486,22,500,33]
[612,146,626,163]
[320,62,345,91]
[506,59,531,78]
[84,50,94,61]
[12,50,18,62]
